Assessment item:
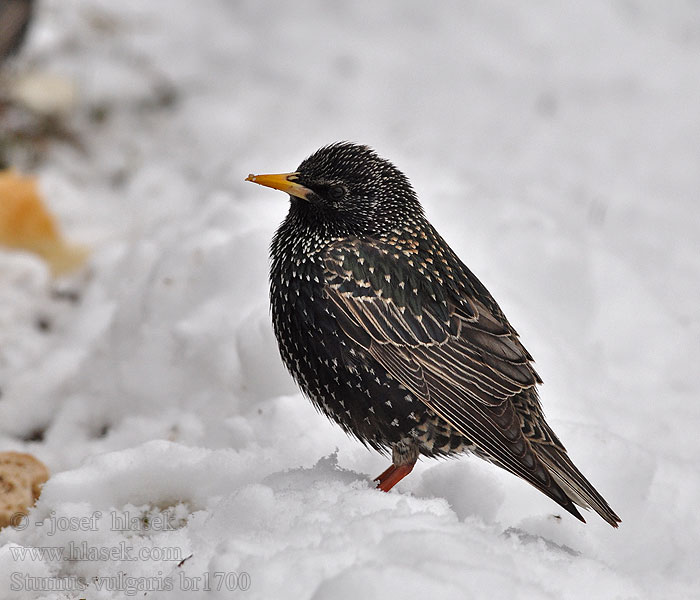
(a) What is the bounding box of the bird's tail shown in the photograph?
[535,443,621,528]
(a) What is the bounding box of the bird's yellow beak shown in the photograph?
[245,172,313,201]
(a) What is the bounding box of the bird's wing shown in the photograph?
[323,236,580,514]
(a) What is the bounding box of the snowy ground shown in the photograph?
[1,0,699,598]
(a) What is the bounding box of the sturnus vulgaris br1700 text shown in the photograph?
[246,142,620,527]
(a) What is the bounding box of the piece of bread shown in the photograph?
[0,451,49,529]
[0,169,88,276]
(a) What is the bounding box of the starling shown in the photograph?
[246,142,621,527]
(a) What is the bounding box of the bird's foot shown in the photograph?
[374,462,415,492]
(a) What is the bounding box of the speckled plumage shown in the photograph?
[248,142,620,527]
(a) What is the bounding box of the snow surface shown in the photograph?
[1,0,699,598]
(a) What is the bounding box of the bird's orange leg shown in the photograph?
[374,461,416,492]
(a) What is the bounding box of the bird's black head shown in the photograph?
[247,142,423,237]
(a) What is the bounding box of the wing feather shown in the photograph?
[322,238,576,508]
[320,230,619,526]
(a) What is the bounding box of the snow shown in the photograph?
[1,0,699,598]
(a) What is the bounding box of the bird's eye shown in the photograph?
[328,185,345,201]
